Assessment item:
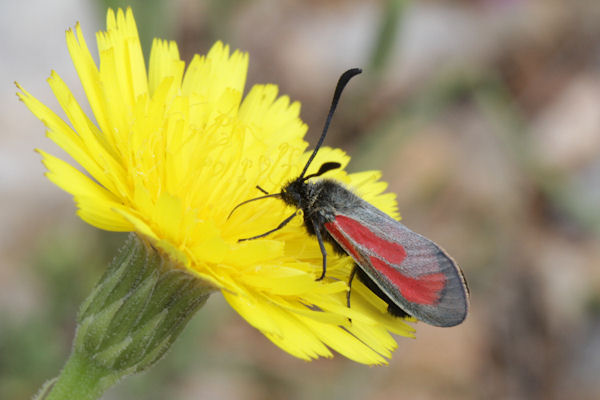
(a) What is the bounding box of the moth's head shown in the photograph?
[281,161,341,208]
[281,177,307,208]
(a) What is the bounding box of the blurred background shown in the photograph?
[2,0,600,399]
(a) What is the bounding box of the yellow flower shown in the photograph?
[18,8,415,364]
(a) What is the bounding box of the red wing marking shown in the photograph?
[333,215,407,264]
[324,221,361,260]
[369,256,446,305]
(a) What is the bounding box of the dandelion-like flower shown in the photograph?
[18,8,415,365]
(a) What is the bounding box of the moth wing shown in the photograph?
[324,203,468,327]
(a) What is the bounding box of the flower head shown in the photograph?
[18,8,415,364]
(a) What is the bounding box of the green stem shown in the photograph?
[43,351,114,400]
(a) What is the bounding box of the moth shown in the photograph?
[231,69,469,327]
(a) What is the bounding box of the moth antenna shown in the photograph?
[299,68,362,179]
[227,193,282,220]
[302,161,341,181]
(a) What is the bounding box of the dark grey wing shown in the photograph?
[324,201,468,327]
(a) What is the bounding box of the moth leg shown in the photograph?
[312,219,327,281]
[255,185,269,195]
[238,212,297,242]
[346,265,358,309]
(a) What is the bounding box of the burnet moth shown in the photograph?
[230,68,469,327]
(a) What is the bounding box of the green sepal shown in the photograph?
[76,234,214,372]
[75,296,127,355]
[42,234,216,400]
